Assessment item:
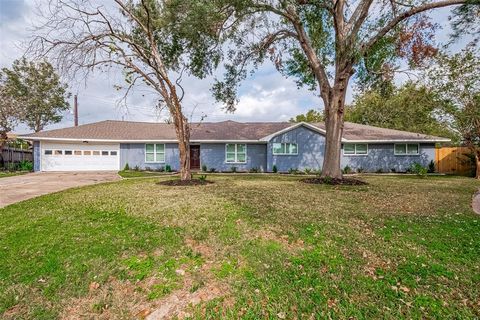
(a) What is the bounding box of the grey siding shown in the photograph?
[34,141,40,172]
[267,126,325,172]
[120,143,180,170]
[340,143,435,172]
[200,143,267,172]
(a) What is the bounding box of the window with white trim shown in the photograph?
[394,143,419,155]
[225,144,246,163]
[272,143,298,155]
[343,143,368,155]
[145,144,165,162]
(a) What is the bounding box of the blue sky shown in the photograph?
[0,0,468,133]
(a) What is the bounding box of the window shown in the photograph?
[110,151,117,156]
[64,150,73,155]
[101,151,109,156]
[44,150,52,155]
[272,143,298,155]
[394,143,419,155]
[145,144,165,162]
[83,150,91,155]
[74,150,82,155]
[54,150,63,155]
[343,144,368,155]
[92,151,100,155]
[225,144,247,163]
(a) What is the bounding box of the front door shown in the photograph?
[190,145,200,170]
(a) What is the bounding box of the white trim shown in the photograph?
[342,143,369,156]
[144,143,166,163]
[394,143,420,156]
[24,137,451,143]
[21,137,266,143]
[272,142,299,155]
[260,122,326,141]
[344,139,450,143]
[224,143,247,164]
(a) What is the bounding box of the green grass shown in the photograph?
[117,170,175,178]
[1,175,479,319]
[0,171,29,178]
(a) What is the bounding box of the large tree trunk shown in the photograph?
[320,70,352,179]
[173,112,191,181]
[475,151,480,180]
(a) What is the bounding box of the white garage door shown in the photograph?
[41,142,120,171]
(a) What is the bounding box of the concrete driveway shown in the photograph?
[0,172,120,208]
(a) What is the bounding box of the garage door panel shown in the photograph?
[41,142,119,171]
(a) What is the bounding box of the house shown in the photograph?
[21,120,450,172]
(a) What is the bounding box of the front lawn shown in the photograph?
[0,175,479,319]
[0,171,29,178]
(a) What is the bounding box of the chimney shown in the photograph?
[74,95,78,126]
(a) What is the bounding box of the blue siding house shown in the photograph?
[22,120,448,172]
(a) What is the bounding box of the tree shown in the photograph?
[345,82,457,141]
[207,0,478,179]
[29,0,221,181]
[289,109,324,123]
[0,79,24,150]
[2,58,69,133]
[424,48,480,178]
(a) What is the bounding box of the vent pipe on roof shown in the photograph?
[74,95,78,126]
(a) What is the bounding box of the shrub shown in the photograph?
[304,168,312,175]
[230,166,237,173]
[134,165,140,171]
[342,165,352,174]
[202,164,207,172]
[123,163,130,171]
[209,168,216,173]
[390,168,396,173]
[165,164,172,172]
[198,174,207,182]
[19,160,33,171]
[288,168,302,175]
[249,167,259,173]
[272,165,278,173]
[356,167,364,173]
[314,169,322,176]
[410,162,427,177]
[428,160,435,173]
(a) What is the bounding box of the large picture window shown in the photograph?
[343,143,368,155]
[272,143,298,155]
[394,143,419,155]
[145,144,166,162]
[225,144,247,163]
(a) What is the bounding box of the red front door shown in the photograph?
[190,145,200,170]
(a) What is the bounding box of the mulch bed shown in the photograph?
[302,177,368,185]
[156,179,214,186]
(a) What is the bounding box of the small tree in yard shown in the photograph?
[30,0,220,181]
[2,58,69,133]
[205,0,479,179]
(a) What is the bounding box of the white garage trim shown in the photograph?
[40,141,120,171]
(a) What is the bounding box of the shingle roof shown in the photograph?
[21,120,450,142]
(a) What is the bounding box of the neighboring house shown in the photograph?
[21,120,449,172]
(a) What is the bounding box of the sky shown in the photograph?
[0,0,468,134]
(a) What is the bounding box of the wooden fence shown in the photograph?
[435,147,474,176]
[0,147,33,168]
